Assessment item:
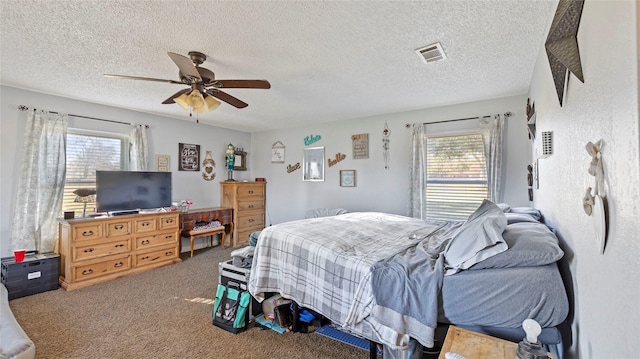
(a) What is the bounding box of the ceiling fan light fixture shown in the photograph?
[194,94,221,114]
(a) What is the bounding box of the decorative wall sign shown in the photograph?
[340,170,356,187]
[303,146,324,181]
[287,162,301,173]
[271,141,286,163]
[526,98,536,140]
[545,0,585,106]
[382,122,391,169]
[328,152,346,167]
[582,139,608,254]
[304,134,321,146]
[351,133,369,159]
[202,151,216,181]
[179,143,200,171]
[155,154,170,172]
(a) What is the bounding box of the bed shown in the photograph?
[248,201,569,357]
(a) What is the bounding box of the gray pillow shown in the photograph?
[470,222,564,270]
[504,212,540,224]
[444,200,508,275]
[509,207,542,221]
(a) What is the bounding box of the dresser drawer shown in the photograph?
[72,223,103,242]
[135,245,178,267]
[105,220,131,237]
[158,214,178,230]
[238,199,264,212]
[135,218,157,233]
[73,238,131,261]
[134,232,177,250]
[237,213,264,228]
[237,228,261,246]
[236,184,265,198]
[73,255,131,282]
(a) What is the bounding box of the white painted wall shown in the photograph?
[528,1,639,358]
[0,86,253,257]
[250,94,531,226]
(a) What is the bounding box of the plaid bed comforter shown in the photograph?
[248,212,445,349]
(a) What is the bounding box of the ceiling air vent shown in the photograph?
[416,42,447,64]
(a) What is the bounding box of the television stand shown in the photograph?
[110,210,139,216]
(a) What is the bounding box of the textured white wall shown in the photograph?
[528,1,639,358]
[250,94,531,226]
[0,86,251,257]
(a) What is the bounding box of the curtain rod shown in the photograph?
[405,111,512,128]
[17,105,149,128]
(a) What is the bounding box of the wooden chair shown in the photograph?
[184,225,227,257]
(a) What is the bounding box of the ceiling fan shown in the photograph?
[103,51,270,116]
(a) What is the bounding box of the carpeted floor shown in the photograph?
[8,246,370,359]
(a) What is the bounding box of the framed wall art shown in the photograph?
[271,141,285,163]
[303,146,324,181]
[155,154,170,172]
[352,133,369,159]
[179,143,200,171]
[340,170,356,187]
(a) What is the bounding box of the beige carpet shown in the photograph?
[8,246,369,359]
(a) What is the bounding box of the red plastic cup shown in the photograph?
[14,249,26,262]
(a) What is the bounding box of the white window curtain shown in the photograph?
[129,124,148,171]
[10,110,68,252]
[408,123,427,219]
[480,114,505,203]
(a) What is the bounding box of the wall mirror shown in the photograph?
[234,150,247,171]
[303,146,324,181]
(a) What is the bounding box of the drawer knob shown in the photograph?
[165,251,173,256]
[141,239,150,245]
[141,256,150,260]
[249,219,254,222]
[142,222,150,227]
[114,262,124,268]
[165,235,172,239]
[82,269,93,275]
[248,190,254,194]
[82,230,94,236]
[166,219,173,223]
[114,224,124,230]
[83,248,95,253]
[115,244,125,248]
[248,205,254,208]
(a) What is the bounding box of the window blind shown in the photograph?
[62,132,126,215]
[426,133,487,222]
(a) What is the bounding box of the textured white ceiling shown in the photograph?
[1,1,554,133]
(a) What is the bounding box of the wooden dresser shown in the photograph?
[220,181,266,247]
[57,212,181,291]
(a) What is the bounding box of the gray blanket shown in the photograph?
[370,221,462,348]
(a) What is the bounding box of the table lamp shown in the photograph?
[73,188,97,217]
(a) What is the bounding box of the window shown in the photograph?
[63,130,128,216]
[426,132,487,222]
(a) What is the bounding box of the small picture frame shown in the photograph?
[340,170,356,187]
[303,146,324,181]
[156,154,170,172]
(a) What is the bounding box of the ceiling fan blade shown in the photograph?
[167,52,201,81]
[103,74,183,84]
[208,79,271,89]
[206,89,248,108]
[161,88,191,104]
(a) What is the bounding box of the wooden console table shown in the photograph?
[179,207,234,249]
[438,326,518,359]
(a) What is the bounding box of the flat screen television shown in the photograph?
[96,171,172,213]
